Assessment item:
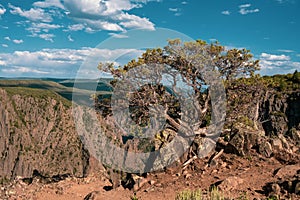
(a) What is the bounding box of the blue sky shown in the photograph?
[0,0,299,78]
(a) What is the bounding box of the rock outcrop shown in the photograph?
[0,88,89,183]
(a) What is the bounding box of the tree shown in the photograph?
[97,39,260,129]
[91,38,261,175]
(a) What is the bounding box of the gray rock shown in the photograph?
[218,176,244,191]
[259,141,273,158]
[274,164,300,179]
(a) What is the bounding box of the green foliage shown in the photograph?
[270,111,286,118]
[3,87,71,107]
[175,189,202,200]
[236,116,255,128]
[261,70,300,91]
[0,177,9,185]
[175,187,225,200]
[210,186,224,200]
[130,194,139,200]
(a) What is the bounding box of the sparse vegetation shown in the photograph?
[175,187,226,200]
[175,189,202,200]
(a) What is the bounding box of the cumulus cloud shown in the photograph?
[259,53,300,75]
[2,44,8,48]
[239,4,259,15]
[260,53,290,61]
[4,36,10,41]
[7,0,158,35]
[0,48,144,78]
[62,0,155,31]
[12,39,24,44]
[33,0,64,9]
[8,3,53,22]
[0,4,6,16]
[221,10,230,15]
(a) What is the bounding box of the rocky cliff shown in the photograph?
[0,88,89,183]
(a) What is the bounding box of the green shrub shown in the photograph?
[175,189,202,200]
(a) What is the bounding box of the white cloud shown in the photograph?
[239,4,259,15]
[239,4,251,8]
[0,25,8,29]
[2,67,49,74]
[9,3,53,22]
[0,60,6,65]
[67,24,85,31]
[0,4,6,16]
[12,39,24,44]
[31,22,61,30]
[68,35,74,42]
[75,18,124,32]
[260,53,290,61]
[4,36,10,41]
[277,49,294,53]
[117,13,154,30]
[275,0,292,3]
[33,0,64,9]
[169,8,178,12]
[38,33,55,42]
[221,10,230,15]
[2,44,8,48]
[109,33,129,38]
[7,0,158,34]
[25,22,61,42]
[0,48,144,78]
[26,22,61,35]
[181,1,188,5]
[259,53,300,75]
[63,0,156,31]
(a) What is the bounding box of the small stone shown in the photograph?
[279,135,291,152]
[271,183,281,195]
[184,174,192,179]
[226,165,232,169]
[221,162,227,168]
[149,180,155,185]
[83,191,100,200]
[133,178,148,191]
[291,129,300,144]
[274,164,300,179]
[271,138,283,151]
[218,176,244,191]
[259,141,273,158]
[182,170,188,175]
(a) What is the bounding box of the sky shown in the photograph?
[0,0,299,78]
